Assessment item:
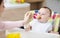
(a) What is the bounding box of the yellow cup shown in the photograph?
[6,32,20,38]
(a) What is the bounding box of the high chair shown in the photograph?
[26,10,60,33]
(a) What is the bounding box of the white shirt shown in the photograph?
[29,19,52,33]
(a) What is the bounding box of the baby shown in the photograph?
[24,7,53,33]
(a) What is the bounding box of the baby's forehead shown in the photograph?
[38,8,50,14]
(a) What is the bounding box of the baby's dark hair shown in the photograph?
[0,0,3,5]
[41,7,52,17]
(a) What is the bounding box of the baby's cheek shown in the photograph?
[45,17,50,20]
[41,15,46,18]
[41,16,48,20]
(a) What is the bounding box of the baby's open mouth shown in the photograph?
[37,15,41,19]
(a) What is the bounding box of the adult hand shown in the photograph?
[24,12,32,24]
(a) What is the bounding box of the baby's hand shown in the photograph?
[25,27,30,31]
[24,25,32,31]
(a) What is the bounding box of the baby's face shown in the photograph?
[38,8,50,22]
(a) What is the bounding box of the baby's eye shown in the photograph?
[42,14,45,15]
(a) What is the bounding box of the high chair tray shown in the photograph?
[6,28,60,38]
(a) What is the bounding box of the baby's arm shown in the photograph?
[24,19,35,31]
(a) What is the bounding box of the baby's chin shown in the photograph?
[36,15,48,22]
[38,18,49,23]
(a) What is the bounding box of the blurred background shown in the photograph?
[0,0,59,21]
[44,0,60,14]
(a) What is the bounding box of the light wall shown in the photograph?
[44,0,60,14]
